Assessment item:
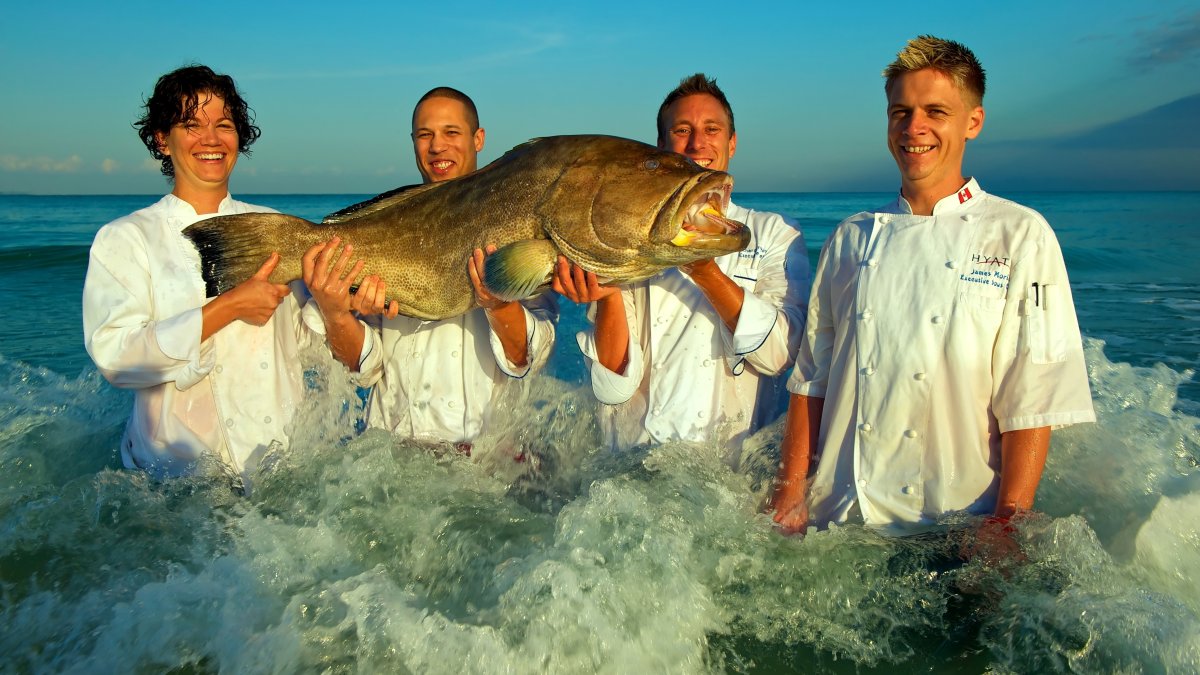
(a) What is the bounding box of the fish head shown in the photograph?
[534,136,749,279]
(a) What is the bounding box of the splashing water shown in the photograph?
[1,339,1197,673]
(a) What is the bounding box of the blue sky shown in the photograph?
[2,1,1198,195]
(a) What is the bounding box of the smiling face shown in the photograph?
[887,68,985,210]
[658,93,737,172]
[156,92,239,207]
[411,96,485,183]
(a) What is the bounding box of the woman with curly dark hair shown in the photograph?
[83,64,309,486]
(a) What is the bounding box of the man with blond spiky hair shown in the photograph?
[769,36,1095,540]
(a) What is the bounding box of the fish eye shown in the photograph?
[644,159,659,170]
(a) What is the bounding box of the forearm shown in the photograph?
[321,311,368,371]
[775,394,822,492]
[995,426,1051,518]
[485,301,529,368]
[688,261,744,332]
[201,293,240,342]
[594,293,630,375]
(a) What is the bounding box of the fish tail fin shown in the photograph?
[483,239,558,301]
[183,213,313,296]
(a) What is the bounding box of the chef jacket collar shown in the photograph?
[162,192,237,219]
[885,178,984,218]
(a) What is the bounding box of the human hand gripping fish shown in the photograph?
[199,252,290,341]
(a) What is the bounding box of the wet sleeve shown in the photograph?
[991,219,1096,432]
[490,291,559,378]
[787,233,837,399]
[577,288,644,405]
[723,214,810,376]
[299,293,376,379]
[83,224,213,391]
[350,315,383,387]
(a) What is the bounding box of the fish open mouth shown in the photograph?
[671,183,741,247]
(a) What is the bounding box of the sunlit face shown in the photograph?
[886,68,984,200]
[156,92,239,202]
[658,93,737,172]
[411,96,485,183]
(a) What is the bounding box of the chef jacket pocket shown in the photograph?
[1022,284,1068,364]
[954,291,1005,339]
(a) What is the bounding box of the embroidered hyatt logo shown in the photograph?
[971,253,1010,267]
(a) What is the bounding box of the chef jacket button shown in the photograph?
[914,372,927,381]
[653,407,662,416]
[862,366,876,376]
[264,416,272,424]
[947,261,959,270]
[931,315,944,325]
[226,419,234,428]
[901,485,915,495]
[857,478,868,487]
[904,429,918,438]
[260,362,268,370]
[447,400,456,408]
[412,352,421,359]
[859,422,873,433]
[697,411,706,419]
[962,214,974,222]
[860,310,874,320]
[866,259,878,268]
[879,215,891,224]
[451,351,459,358]
[654,363,663,371]
[215,365,224,374]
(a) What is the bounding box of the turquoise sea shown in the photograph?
[1,191,1198,672]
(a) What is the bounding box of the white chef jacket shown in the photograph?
[788,180,1095,533]
[578,202,809,465]
[337,295,557,443]
[83,194,309,482]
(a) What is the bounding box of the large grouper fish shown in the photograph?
[183,134,750,320]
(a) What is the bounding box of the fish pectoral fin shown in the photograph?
[483,239,558,301]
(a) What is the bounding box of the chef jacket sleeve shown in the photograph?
[990,218,1095,432]
[723,219,810,376]
[490,291,559,378]
[787,231,839,399]
[300,298,379,384]
[83,224,214,391]
[577,288,644,405]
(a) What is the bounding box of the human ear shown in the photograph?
[966,106,985,140]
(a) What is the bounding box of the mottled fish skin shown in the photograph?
[183,135,749,320]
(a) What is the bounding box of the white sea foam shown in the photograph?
[1,339,1198,673]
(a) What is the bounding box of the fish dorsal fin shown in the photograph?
[322,182,440,223]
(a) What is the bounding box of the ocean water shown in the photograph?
[0,191,1197,673]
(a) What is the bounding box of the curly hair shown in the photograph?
[883,36,987,107]
[656,73,735,146]
[134,64,261,179]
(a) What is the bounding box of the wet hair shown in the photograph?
[412,87,480,132]
[134,65,260,179]
[656,73,736,145]
[883,35,987,106]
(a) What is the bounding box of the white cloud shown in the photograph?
[142,158,163,172]
[0,154,84,172]
[101,158,120,174]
